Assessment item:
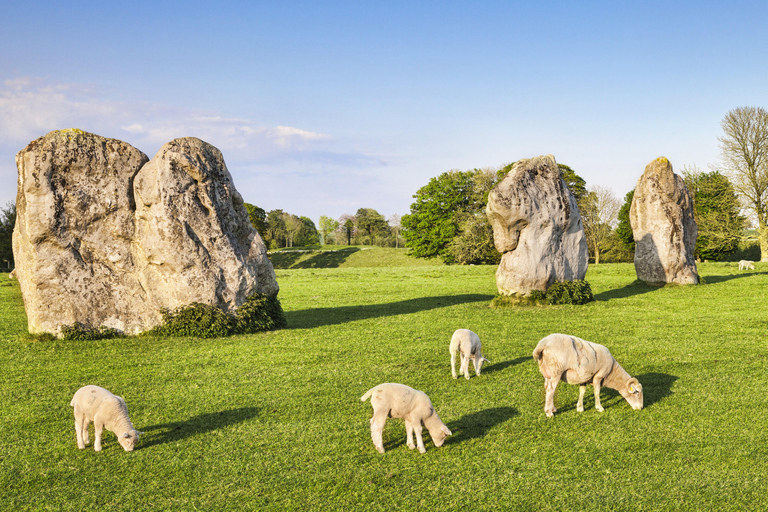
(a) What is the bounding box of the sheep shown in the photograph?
[360,383,452,453]
[739,260,755,270]
[532,333,643,417]
[449,329,490,379]
[70,385,141,452]
[8,268,15,279]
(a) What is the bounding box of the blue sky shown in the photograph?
[2,1,767,224]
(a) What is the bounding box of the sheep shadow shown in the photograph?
[481,357,529,375]
[447,407,519,444]
[286,293,495,329]
[636,372,678,408]
[139,407,260,448]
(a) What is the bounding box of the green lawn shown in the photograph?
[1,255,767,511]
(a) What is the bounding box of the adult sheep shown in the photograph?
[532,333,643,417]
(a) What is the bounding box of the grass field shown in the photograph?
[1,250,767,511]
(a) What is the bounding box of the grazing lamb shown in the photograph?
[360,383,452,453]
[70,385,141,452]
[450,329,490,379]
[739,260,755,270]
[532,333,643,417]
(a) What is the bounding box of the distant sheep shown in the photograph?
[739,260,755,270]
[450,329,490,379]
[532,333,643,417]
[70,385,141,452]
[8,268,15,279]
[360,383,452,453]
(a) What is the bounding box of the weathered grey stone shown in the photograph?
[13,129,279,335]
[630,157,698,285]
[13,129,153,334]
[486,155,588,295]
[132,137,278,315]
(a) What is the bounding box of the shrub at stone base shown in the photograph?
[490,280,594,307]
[148,293,287,338]
[60,323,124,341]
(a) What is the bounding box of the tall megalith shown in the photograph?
[630,157,698,285]
[13,129,280,335]
[486,155,588,295]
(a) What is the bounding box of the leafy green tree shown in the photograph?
[265,209,287,249]
[402,169,491,260]
[355,208,389,245]
[683,168,745,261]
[445,211,501,265]
[558,164,588,204]
[0,201,15,270]
[615,190,635,253]
[295,216,320,247]
[243,203,267,234]
[318,215,339,245]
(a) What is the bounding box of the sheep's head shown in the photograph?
[621,378,644,410]
[118,430,141,451]
[428,423,452,448]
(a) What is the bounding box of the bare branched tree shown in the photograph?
[579,185,621,264]
[718,106,768,260]
[388,214,402,248]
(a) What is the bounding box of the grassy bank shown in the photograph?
[1,259,767,510]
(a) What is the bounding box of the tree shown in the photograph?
[388,214,402,248]
[402,169,494,260]
[243,203,267,234]
[318,215,339,245]
[718,106,768,260]
[614,189,635,253]
[558,164,588,204]
[283,213,303,248]
[445,211,501,265]
[683,166,745,261]
[265,209,287,249]
[579,186,621,264]
[295,216,320,247]
[0,201,15,270]
[338,214,356,245]
[355,208,389,245]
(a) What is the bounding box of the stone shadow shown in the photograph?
[481,357,529,375]
[269,248,360,269]
[286,294,496,329]
[447,407,519,444]
[139,407,260,448]
[702,271,768,285]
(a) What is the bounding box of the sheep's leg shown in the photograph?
[577,385,586,412]
[593,378,604,412]
[544,376,560,417]
[405,420,416,450]
[93,416,104,452]
[74,408,86,449]
[370,412,388,454]
[461,354,470,380]
[413,422,427,453]
[473,357,481,377]
[451,350,458,379]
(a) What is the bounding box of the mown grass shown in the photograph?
[1,256,767,511]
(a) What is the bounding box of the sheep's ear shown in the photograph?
[482,357,491,363]
[122,432,131,438]
[442,425,452,436]
[628,379,642,394]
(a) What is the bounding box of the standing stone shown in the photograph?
[13,129,154,334]
[13,129,280,335]
[132,137,278,315]
[486,155,588,295]
[630,157,698,285]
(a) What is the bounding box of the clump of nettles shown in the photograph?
[147,293,287,338]
[60,322,124,341]
[491,280,594,307]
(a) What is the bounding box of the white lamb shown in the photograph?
[449,329,490,379]
[532,333,643,417]
[739,260,755,270]
[70,385,141,452]
[360,383,452,453]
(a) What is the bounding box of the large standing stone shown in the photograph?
[486,155,588,295]
[13,129,279,335]
[630,157,698,285]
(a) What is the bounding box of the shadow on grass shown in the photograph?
[481,357,529,375]
[593,280,662,301]
[269,248,360,269]
[702,271,768,285]
[636,372,678,408]
[139,407,260,448]
[447,407,519,444]
[286,293,495,329]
